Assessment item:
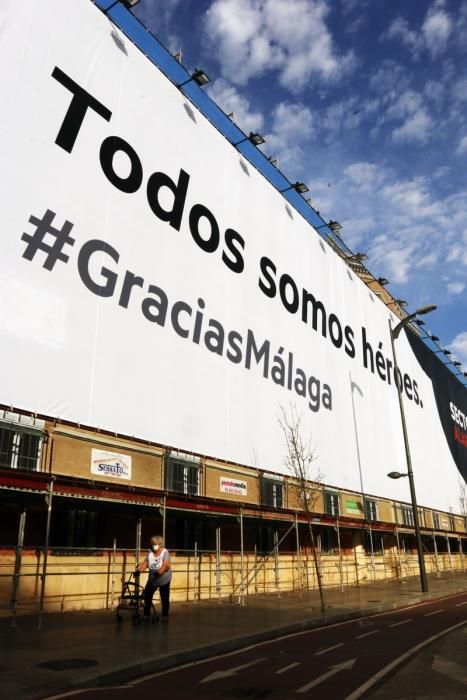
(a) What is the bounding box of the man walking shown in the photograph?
[138,535,172,622]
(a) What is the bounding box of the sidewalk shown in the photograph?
[1,571,467,700]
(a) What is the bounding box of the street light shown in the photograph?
[388,303,437,593]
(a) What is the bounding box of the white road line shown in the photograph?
[389,619,412,628]
[343,620,467,700]
[276,662,301,674]
[456,601,467,607]
[314,643,345,656]
[355,630,379,639]
[424,609,444,617]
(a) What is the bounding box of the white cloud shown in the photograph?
[415,253,437,269]
[422,4,452,57]
[204,0,354,89]
[447,282,466,295]
[392,108,432,144]
[134,0,182,52]
[344,162,385,192]
[456,135,467,155]
[265,101,314,170]
[451,78,467,102]
[383,17,422,56]
[382,2,452,59]
[207,79,264,133]
[451,331,467,364]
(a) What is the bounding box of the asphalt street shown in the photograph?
[45,592,467,700]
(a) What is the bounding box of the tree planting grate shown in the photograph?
[37,658,99,671]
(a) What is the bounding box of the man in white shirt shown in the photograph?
[138,534,172,622]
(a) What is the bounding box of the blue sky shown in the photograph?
[133,0,467,375]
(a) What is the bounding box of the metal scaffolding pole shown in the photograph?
[336,519,344,592]
[295,514,302,594]
[10,509,27,627]
[273,529,280,595]
[459,537,465,572]
[38,481,54,630]
[215,526,221,600]
[162,494,167,543]
[446,536,453,573]
[239,506,245,605]
[135,518,142,569]
[110,537,117,608]
[433,533,440,577]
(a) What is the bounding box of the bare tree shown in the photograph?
[279,404,325,611]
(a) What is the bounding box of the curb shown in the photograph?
[63,584,467,693]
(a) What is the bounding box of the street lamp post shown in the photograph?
[388,304,436,594]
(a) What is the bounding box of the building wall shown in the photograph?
[42,421,467,534]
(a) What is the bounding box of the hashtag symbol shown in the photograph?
[21,209,75,271]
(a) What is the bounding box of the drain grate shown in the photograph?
[37,658,99,671]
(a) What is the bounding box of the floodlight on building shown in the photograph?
[281,182,309,194]
[328,220,342,235]
[105,0,141,10]
[173,50,183,63]
[377,277,389,286]
[415,319,425,326]
[234,132,266,147]
[267,156,279,168]
[177,69,210,88]
[395,299,408,307]
[347,252,368,262]
[453,361,462,367]
[430,335,439,342]
[464,372,467,378]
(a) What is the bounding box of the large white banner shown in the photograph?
[0,0,465,512]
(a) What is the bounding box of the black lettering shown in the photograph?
[258,256,277,298]
[77,239,119,297]
[302,289,326,336]
[189,204,220,253]
[222,228,245,274]
[99,136,143,193]
[118,270,144,309]
[141,285,168,325]
[245,330,270,377]
[344,326,355,358]
[52,66,112,153]
[171,301,192,338]
[279,274,299,314]
[146,169,190,231]
[328,313,343,349]
[227,330,243,364]
[404,373,413,400]
[361,327,374,373]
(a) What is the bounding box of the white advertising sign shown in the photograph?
[91,449,132,480]
[220,477,248,497]
[0,0,465,512]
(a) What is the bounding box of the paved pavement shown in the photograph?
[42,590,467,700]
[1,571,466,700]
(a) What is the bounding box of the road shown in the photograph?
[46,592,467,700]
